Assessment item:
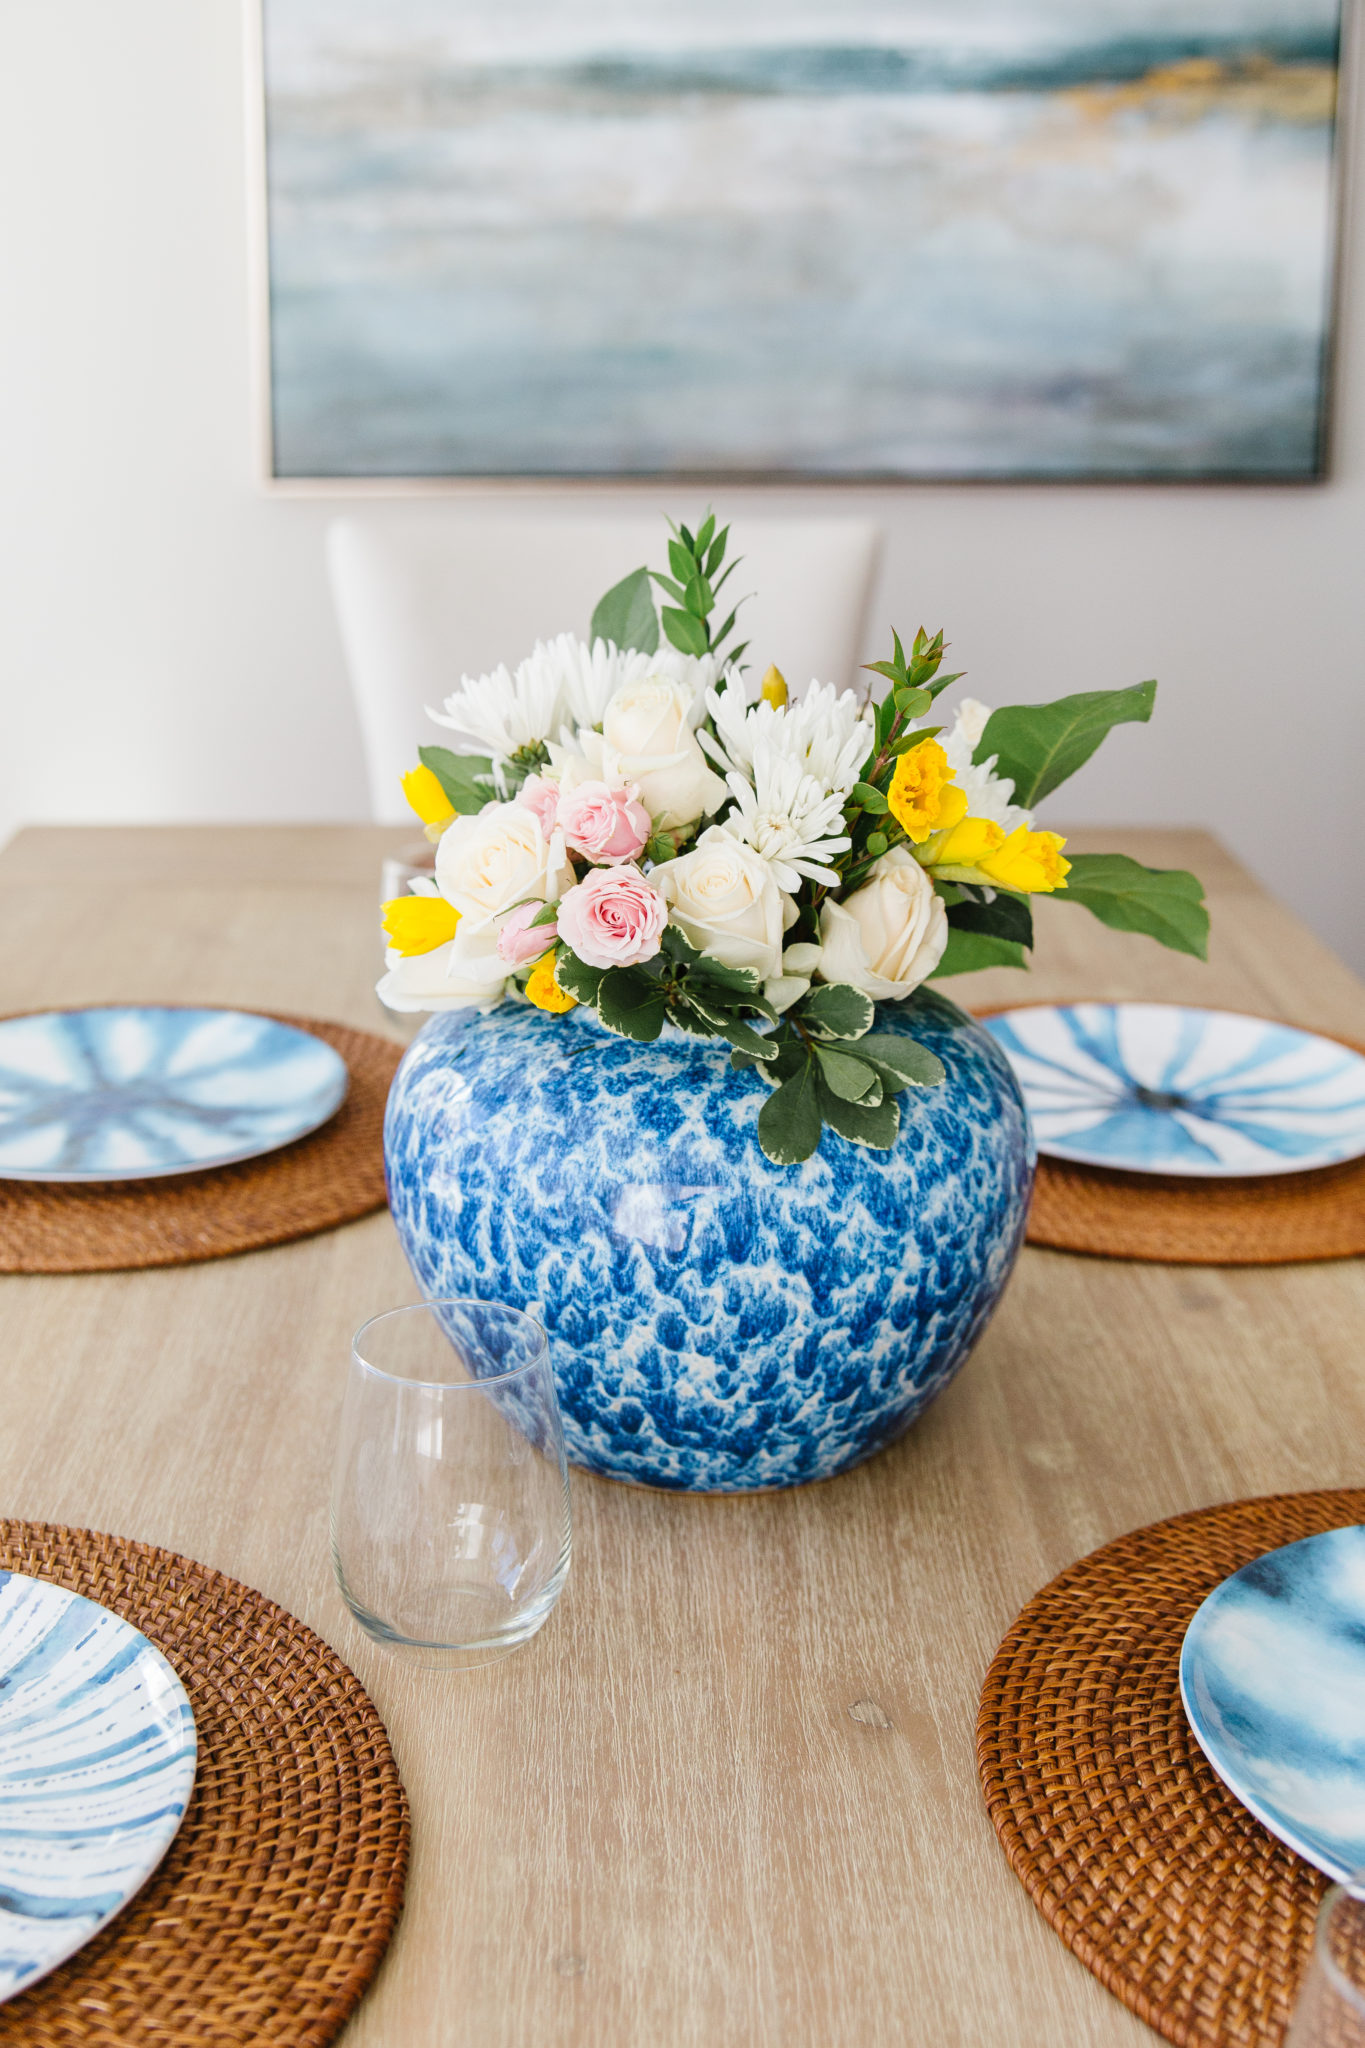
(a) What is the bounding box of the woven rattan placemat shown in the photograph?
[976,1007,1365,1266]
[977,1487,1365,2048]
[0,1012,403,1274]
[0,1520,409,2046]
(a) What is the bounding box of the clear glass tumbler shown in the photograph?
[331,1300,571,1668]
[1286,1876,1365,2047]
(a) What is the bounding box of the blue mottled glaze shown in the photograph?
[1181,1525,1365,1881]
[384,988,1034,1492]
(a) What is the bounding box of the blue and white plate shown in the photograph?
[1181,1526,1365,1881]
[0,1007,348,1182]
[982,1003,1365,1177]
[0,1571,197,2000]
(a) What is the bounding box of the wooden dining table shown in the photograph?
[1,821,1362,2047]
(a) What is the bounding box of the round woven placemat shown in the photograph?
[977,1487,1365,2048]
[976,1008,1365,1266]
[0,1519,409,2046]
[0,1012,403,1274]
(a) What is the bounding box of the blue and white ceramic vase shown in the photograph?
[384,988,1034,1493]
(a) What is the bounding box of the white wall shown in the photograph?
[1,0,1361,970]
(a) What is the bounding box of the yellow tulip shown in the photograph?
[978,827,1071,894]
[401,764,456,829]
[526,949,576,1014]
[760,665,789,709]
[382,895,460,956]
[929,814,1005,869]
[887,740,968,844]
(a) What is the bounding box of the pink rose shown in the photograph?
[557,781,652,864]
[496,899,557,968]
[518,774,560,839]
[558,865,666,969]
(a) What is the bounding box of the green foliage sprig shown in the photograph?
[589,512,749,667]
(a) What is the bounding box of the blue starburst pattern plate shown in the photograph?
[1180,1527,1365,1882]
[981,1003,1365,1177]
[0,1571,197,2001]
[0,1007,349,1182]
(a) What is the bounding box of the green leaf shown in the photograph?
[929,929,1029,978]
[757,1056,823,1166]
[660,925,762,996]
[1058,853,1209,960]
[528,899,560,930]
[865,832,888,858]
[554,949,605,1004]
[661,606,709,657]
[894,686,933,719]
[815,1078,901,1151]
[815,1047,882,1104]
[799,983,876,1042]
[589,567,659,655]
[925,668,964,702]
[850,782,888,813]
[649,571,688,605]
[668,537,695,586]
[856,1035,946,1088]
[598,968,668,1041]
[682,573,713,619]
[417,746,495,816]
[706,528,728,577]
[719,1016,781,1063]
[976,680,1157,806]
[946,891,1033,948]
[696,512,716,554]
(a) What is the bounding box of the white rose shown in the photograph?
[817,846,948,1002]
[601,674,727,830]
[377,928,508,1014]
[434,800,574,930]
[652,826,787,981]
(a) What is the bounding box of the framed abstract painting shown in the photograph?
[252,0,1345,481]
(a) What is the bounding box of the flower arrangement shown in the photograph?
[381,513,1207,1164]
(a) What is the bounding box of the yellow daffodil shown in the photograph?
[926,814,1005,869]
[525,949,576,1014]
[382,895,460,956]
[979,826,1071,893]
[760,664,789,709]
[401,764,456,830]
[887,739,968,844]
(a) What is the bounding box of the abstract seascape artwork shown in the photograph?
[257,0,1342,480]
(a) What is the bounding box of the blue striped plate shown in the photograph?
[981,1003,1365,1177]
[1181,1527,1365,1881]
[0,1007,348,1182]
[0,1572,197,2000]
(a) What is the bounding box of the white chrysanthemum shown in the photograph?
[703,677,873,798]
[920,696,1031,834]
[429,647,566,760]
[721,739,853,892]
[524,632,633,733]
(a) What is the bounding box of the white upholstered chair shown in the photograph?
[327,511,881,822]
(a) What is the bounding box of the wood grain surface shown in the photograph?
[1,824,1362,2048]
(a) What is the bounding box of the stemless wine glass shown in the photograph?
[331,1300,571,1668]
[1286,1875,1365,2047]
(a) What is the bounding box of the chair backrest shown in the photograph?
[327,511,880,821]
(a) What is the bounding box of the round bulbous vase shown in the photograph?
[383,987,1034,1494]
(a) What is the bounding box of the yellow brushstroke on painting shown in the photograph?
[1067,56,1336,129]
